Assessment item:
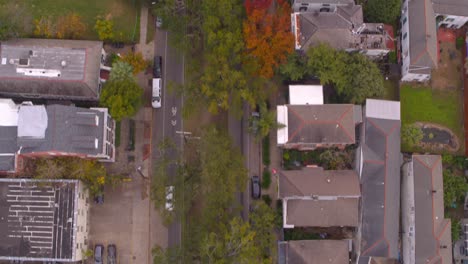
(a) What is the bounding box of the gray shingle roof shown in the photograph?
[407,0,438,73]
[0,39,102,101]
[294,0,354,4]
[278,240,349,264]
[432,0,468,17]
[0,126,18,171]
[19,105,104,156]
[360,116,401,259]
[284,104,355,147]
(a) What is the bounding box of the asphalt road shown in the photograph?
[152,29,184,248]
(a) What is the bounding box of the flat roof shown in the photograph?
[288,85,324,105]
[0,39,103,101]
[0,179,78,261]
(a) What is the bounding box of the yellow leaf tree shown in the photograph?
[56,13,87,39]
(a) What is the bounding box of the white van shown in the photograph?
[152,78,162,108]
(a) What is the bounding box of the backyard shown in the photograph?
[401,84,464,154]
[0,0,141,42]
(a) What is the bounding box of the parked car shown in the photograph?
[251,176,261,199]
[165,186,174,211]
[153,56,162,78]
[107,244,117,264]
[152,78,162,108]
[94,244,104,264]
[94,186,104,204]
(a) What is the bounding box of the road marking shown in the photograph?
[172,106,177,116]
[162,31,168,140]
[171,120,177,126]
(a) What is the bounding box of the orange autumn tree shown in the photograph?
[243,0,294,78]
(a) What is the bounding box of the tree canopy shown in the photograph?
[56,13,86,39]
[121,52,149,74]
[100,78,143,121]
[443,170,468,208]
[109,61,134,81]
[401,124,424,147]
[278,52,309,81]
[363,0,401,25]
[243,0,294,78]
[94,16,115,41]
[306,43,384,104]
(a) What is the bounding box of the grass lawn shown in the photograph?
[2,0,141,43]
[401,84,464,153]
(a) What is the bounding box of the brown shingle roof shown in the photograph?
[281,240,349,264]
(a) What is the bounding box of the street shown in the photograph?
[151,29,184,249]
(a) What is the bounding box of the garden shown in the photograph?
[401,84,464,154]
[281,147,356,171]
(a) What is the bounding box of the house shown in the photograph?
[278,240,350,264]
[357,99,401,262]
[0,38,104,101]
[401,155,453,264]
[0,178,89,262]
[278,167,360,228]
[277,104,357,150]
[0,99,115,173]
[401,0,468,82]
[291,0,394,56]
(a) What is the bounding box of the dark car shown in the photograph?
[251,176,261,199]
[153,56,162,78]
[107,244,117,264]
[94,244,104,264]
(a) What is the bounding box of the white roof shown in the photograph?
[0,99,19,126]
[289,85,324,105]
[17,105,48,139]
[365,99,400,120]
[277,105,289,145]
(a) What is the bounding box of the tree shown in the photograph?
[0,2,33,40]
[100,78,143,121]
[121,52,149,74]
[243,0,294,78]
[56,13,86,39]
[201,217,261,263]
[249,201,276,261]
[278,52,308,81]
[33,16,56,38]
[341,53,384,104]
[443,170,468,208]
[34,158,108,196]
[401,124,424,147]
[152,245,183,264]
[364,0,401,24]
[306,43,384,104]
[249,101,284,140]
[94,16,114,41]
[319,149,352,170]
[109,61,134,81]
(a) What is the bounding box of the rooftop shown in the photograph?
[288,85,323,105]
[277,104,355,147]
[432,0,468,17]
[278,240,349,264]
[359,99,401,259]
[0,179,79,261]
[0,39,103,101]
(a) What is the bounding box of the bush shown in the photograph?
[262,137,270,166]
[262,195,272,206]
[456,37,465,50]
[115,121,121,147]
[262,170,271,189]
[388,51,397,63]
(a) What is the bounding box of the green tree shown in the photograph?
[249,101,284,140]
[250,201,276,261]
[364,0,401,24]
[401,124,424,147]
[319,149,351,170]
[443,170,468,208]
[201,217,261,263]
[109,61,134,81]
[94,16,114,41]
[306,43,347,89]
[56,13,86,39]
[100,79,143,121]
[152,245,183,264]
[278,52,308,81]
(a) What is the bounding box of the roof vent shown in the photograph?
[326,178,331,183]
[61,60,67,67]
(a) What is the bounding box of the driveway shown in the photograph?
[88,175,151,264]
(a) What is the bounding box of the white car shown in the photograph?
[152,78,162,108]
[165,186,174,211]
